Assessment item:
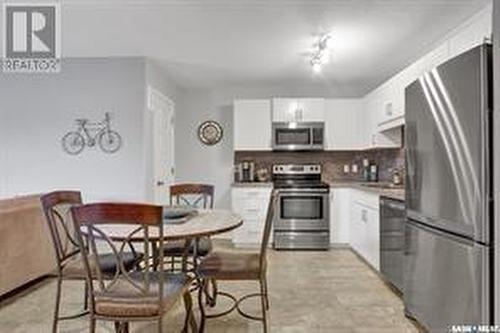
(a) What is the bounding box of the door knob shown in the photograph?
[156,181,165,186]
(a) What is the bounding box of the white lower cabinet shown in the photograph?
[231,187,272,247]
[348,190,380,270]
[330,188,350,244]
[364,205,380,270]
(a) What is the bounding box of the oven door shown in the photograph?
[275,190,329,231]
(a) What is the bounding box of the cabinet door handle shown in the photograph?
[361,209,367,222]
[244,208,261,213]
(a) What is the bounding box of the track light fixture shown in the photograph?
[310,33,332,74]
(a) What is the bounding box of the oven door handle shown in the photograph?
[276,188,329,193]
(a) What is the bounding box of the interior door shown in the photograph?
[149,87,175,205]
[405,45,491,242]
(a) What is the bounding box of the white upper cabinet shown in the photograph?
[233,99,272,151]
[272,98,325,122]
[366,6,491,139]
[271,98,296,122]
[364,91,402,149]
[448,11,491,60]
[325,99,368,150]
[298,98,325,121]
[376,81,401,129]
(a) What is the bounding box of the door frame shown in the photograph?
[147,86,175,204]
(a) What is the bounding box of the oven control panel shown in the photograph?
[273,164,321,175]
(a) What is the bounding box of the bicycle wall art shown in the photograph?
[61,112,123,155]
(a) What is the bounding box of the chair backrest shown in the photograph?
[40,191,83,271]
[259,190,277,274]
[170,183,214,209]
[70,203,164,310]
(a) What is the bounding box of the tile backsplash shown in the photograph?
[234,149,405,183]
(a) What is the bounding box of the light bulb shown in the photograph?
[312,62,322,73]
[323,35,332,49]
[320,50,330,64]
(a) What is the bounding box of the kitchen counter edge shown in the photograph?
[329,182,405,201]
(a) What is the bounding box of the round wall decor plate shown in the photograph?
[198,120,223,145]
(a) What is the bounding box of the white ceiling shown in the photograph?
[18,0,495,95]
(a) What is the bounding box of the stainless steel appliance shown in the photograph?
[235,161,255,182]
[272,122,324,151]
[404,44,493,331]
[272,164,330,250]
[380,197,405,293]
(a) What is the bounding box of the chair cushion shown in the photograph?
[198,251,262,281]
[94,272,191,318]
[163,237,212,257]
[62,252,142,279]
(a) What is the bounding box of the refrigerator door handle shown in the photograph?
[405,123,418,193]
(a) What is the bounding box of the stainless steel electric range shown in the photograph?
[272,164,330,250]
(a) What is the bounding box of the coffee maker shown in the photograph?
[235,161,255,182]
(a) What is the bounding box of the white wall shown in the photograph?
[0,58,146,202]
[0,57,180,203]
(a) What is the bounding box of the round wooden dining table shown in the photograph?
[83,209,243,272]
[90,209,243,242]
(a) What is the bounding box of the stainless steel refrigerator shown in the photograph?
[405,44,493,332]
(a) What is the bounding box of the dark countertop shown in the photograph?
[328,181,405,201]
[231,181,405,201]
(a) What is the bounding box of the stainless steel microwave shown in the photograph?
[272,122,325,151]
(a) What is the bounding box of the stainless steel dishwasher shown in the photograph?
[380,196,405,293]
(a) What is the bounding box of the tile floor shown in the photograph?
[0,245,419,332]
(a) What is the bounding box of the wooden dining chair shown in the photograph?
[40,191,142,333]
[165,184,214,261]
[196,190,276,333]
[70,202,196,333]
[165,184,217,306]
